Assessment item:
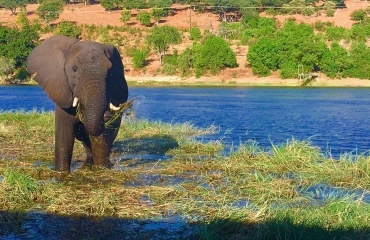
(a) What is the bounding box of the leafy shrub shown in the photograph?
[314,21,333,32]
[342,42,370,79]
[189,26,202,41]
[351,9,367,22]
[162,50,179,75]
[350,24,370,42]
[151,8,164,24]
[120,8,131,24]
[147,25,182,65]
[36,0,64,25]
[132,48,149,69]
[54,21,82,38]
[320,42,348,78]
[137,11,151,27]
[325,26,346,41]
[0,25,39,67]
[247,37,278,76]
[176,47,194,77]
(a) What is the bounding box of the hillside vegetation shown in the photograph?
[0,0,369,84]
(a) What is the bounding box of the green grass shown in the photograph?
[0,112,369,239]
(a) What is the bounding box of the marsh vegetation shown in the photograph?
[0,112,369,239]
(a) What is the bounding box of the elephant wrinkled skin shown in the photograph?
[27,35,128,172]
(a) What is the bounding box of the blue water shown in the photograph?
[1,85,370,157]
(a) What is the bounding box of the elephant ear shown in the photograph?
[27,36,79,109]
[102,44,128,106]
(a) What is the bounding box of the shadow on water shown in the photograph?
[112,135,179,165]
[1,210,369,240]
[0,211,199,240]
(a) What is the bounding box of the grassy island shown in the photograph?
[0,112,369,239]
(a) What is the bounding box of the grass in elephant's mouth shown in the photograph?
[0,112,369,239]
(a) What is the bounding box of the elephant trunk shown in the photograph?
[81,83,107,136]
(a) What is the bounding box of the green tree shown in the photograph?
[343,42,370,79]
[137,11,151,27]
[147,25,182,65]
[193,35,237,77]
[36,0,64,25]
[320,42,348,79]
[120,8,131,25]
[0,0,28,15]
[0,25,39,68]
[247,37,278,76]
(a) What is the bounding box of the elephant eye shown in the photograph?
[72,65,78,72]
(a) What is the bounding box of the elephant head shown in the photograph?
[27,35,128,136]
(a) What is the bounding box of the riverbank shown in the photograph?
[126,75,370,87]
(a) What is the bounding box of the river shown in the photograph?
[1,85,370,157]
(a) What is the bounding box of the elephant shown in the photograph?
[27,35,128,172]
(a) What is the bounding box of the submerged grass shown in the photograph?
[0,112,369,239]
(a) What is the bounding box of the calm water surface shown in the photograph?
[1,85,370,157]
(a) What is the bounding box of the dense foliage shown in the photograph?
[247,18,370,79]
[0,25,39,68]
[0,0,369,81]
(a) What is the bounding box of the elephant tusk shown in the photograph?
[72,97,79,107]
[31,72,37,79]
[110,103,120,111]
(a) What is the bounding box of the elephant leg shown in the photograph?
[89,134,112,168]
[82,141,93,165]
[55,106,75,171]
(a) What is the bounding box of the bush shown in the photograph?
[54,21,82,38]
[326,26,347,41]
[132,48,149,69]
[247,37,278,76]
[137,11,151,27]
[351,9,367,22]
[193,35,237,76]
[0,25,39,68]
[177,47,194,77]
[189,26,202,41]
[343,42,370,79]
[120,8,131,24]
[320,42,348,79]
[36,0,64,25]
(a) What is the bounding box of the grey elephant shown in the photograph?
[27,35,128,172]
